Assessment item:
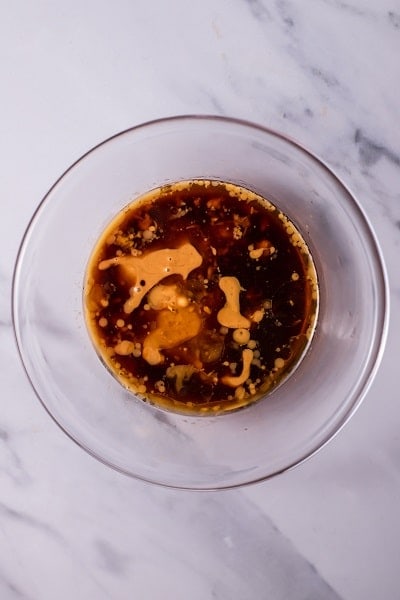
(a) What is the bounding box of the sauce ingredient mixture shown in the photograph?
[84,180,318,414]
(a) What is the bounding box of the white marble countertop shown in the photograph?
[1,1,399,598]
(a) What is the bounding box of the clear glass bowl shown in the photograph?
[12,116,389,490]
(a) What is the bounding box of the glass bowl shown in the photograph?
[12,116,389,490]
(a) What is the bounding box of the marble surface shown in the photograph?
[1,1,399,598]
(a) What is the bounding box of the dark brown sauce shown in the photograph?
[84,180,318,414]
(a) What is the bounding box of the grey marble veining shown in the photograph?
[1,1,399,598]
[0,454,343,600]
[354,128,400,169]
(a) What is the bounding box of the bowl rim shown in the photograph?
[11,114,390,490]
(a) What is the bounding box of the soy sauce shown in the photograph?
[84,180,318,414]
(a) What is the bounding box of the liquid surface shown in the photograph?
[84,180,319,414]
